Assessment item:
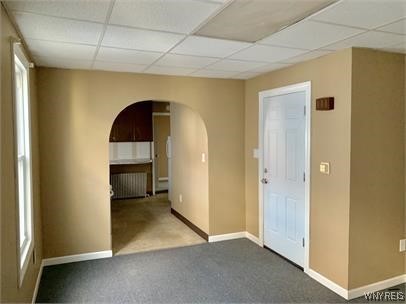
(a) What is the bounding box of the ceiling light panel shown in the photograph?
[171,36,251,58]
[110,0,223,34]
[102,25,185,52]
[155,54,218,69]
[196,0,336,42]
[14,12,103,45]
[26,39,97,60]
[191,69,238,78]
[207,59,268,72]
[322,31,405,51]
[96,47,163,64]
[93,61,148,73]
[260,20,363,50]
[230,45,306,63]
[377,19,406,35]
[145,65,197,76]
[311,0,406,29]
[34,56,93,70]
[4,0,110,23]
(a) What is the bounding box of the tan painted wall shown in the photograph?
[154,115,170,178]
[1,6,42,302]
[37,68,245,258]
[170,103,209,233]
[348,49,405,288]
[245,49,353,288]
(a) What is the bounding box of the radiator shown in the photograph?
[110,172,147,199]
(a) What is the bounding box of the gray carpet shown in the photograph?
[36,239,405,303]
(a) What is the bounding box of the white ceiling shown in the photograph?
[4,0,406,80]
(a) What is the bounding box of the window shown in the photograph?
[13,43,34,285]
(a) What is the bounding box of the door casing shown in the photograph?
[258,81,311,272]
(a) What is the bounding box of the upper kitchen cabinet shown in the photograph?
[110,101,153,142]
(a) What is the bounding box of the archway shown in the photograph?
[108,100,209,255]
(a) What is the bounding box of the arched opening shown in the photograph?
[109,100,209,255]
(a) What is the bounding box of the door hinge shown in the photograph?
[303,172,306,182]
[302,238,305,247]
[304,105,306,116]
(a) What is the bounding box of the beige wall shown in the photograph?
[170,103,209,233]
[245,49,353,288]
[37,68,245,258]
[348,49,405,288]
[154,115,170,178]
[1,6,42,302]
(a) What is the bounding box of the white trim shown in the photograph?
[32,261,44,303]
[208,232,246,242]
[258,81,311,271]
[348,274,406,300]
[158,177,168,181]
[306,268,349,299]
[245,232,263,246]
[42,250,112,267]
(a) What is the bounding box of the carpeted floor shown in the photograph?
[35,238,405,303]
[111,193,206,255]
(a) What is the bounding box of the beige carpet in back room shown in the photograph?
[111,193,206,255]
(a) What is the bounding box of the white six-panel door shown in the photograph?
[262,91,306,267]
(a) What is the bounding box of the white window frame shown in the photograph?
[12,42,34,287]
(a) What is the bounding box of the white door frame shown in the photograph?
[258,81,311,272]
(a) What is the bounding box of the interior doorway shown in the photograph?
[109,101,209,256]
[259,82,311,269]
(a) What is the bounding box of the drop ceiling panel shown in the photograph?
[102,25,185,52]
[110,0,223,34]
[145,65,197,76]
[323,31,405,51]
[171,36,251,58]
[232,71,261,79]
[250,62,291,73]
[260,20,363,50]
[155,54,218,68]
[377,19,406,35]
[14,12,103,45]
[311,0,406,29]
[93,61,148,73]
[96,47,162,64]
[196,0,336,42]
[281,49,333,64]
[207,59,268,72]
[34,56,93,70]
[4,0,110,23]
[230,45,306,63]
[26,39,97,60]
[191,69,238,78]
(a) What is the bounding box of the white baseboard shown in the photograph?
[42,250,112,267]
[245,232,263,246]
[208,231,246,242]
[307,268,349,299]
[348,274,406,300]
[158,177,168,182]
[32,261,44,303]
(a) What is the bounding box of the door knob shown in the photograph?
[261,178,268,184]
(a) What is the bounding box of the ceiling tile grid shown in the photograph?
[4,0,406,79]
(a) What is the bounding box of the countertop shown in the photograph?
[110,158,152,165]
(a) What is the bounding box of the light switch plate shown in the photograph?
[320,162,330,174]
[400,239,406,252]
[201,152,206,163]
[253,148,259,159]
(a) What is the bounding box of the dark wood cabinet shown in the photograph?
[110,101,153,142]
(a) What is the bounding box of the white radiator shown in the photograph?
[110,172,147,199]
